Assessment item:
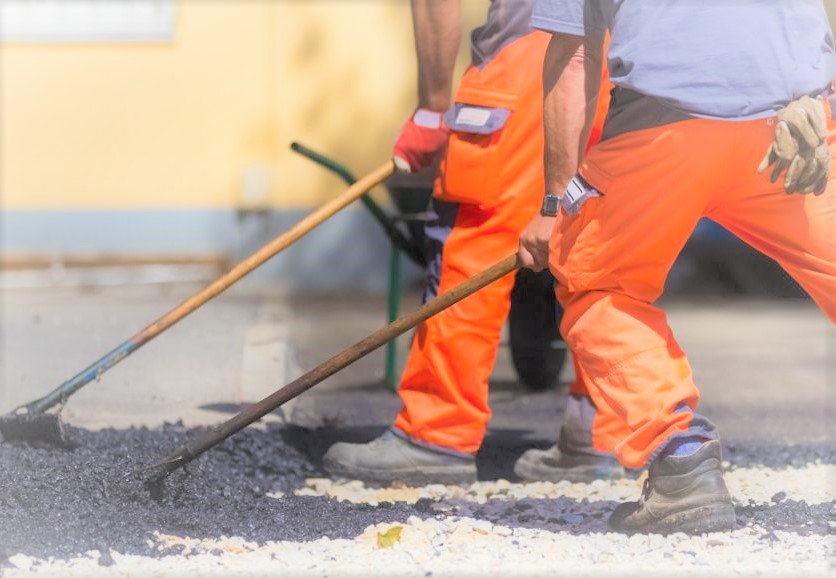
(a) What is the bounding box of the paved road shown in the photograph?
[2,285,833,443]
[1,284,834,577]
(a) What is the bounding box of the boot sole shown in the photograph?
[323,457,477,487]
[619,503,737,535]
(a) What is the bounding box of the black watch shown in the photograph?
[540,192,560,217]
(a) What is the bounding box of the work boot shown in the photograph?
[322,430,477,485]
[515,393,625,482]
[514,441,625,483]
[608,439,736,535]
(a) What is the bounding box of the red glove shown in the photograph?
[393,108,449,173]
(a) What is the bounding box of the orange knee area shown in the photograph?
[394,199,523,452]
[396,33,551,453]
[397,32,615,454]
[550,115,835,467]
[394,285,512,454]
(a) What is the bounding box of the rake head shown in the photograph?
[0,412,77,449]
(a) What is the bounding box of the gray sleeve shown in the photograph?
[531,0,606,36]
[531,0,585,35]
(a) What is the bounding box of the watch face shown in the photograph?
[541,195,560,217]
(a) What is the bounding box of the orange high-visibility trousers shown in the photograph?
[551,98,836,469]
[394,32,617,454]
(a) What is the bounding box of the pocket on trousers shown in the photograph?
[554,193,606,294]
[435,104,512,208]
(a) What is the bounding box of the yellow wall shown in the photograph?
[1,1,483,211]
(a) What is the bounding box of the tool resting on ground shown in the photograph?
[0,161,396,447]
[147,254,521,478]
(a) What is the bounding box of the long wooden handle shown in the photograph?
[25,160,396,415]
[141,160,397,338]
[153,253,521,475]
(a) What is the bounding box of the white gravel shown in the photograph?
[291,463,836,506]
[725,463,835,504]
[4,518,833,578]
[5,464,833,577]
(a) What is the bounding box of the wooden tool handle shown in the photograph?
[155,253,521,474]
[25,160,396,416]
[140,160,397,340]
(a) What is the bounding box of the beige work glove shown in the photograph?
[758,95,830,195]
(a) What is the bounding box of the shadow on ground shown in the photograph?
[1,423,833,564]
[279,425,553,482]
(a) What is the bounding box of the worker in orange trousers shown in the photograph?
[323,0,623,485]
[519,0,835,534]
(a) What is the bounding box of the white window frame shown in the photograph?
[0,0,174,42]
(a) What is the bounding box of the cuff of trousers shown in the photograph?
[389,427,477,461]
[645,405,719,466]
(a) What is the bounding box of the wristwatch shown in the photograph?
[540,192,561,217]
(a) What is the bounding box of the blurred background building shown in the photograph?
[1,0,492,292]
[0,0,827,296]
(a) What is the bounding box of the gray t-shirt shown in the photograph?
[472,0,536,67]
[531,0,836,120]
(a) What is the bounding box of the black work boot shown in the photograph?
[322,430,477,486]
[515,393,625,482]
[608,439,736,534]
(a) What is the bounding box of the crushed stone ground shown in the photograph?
[0,424,429,562]
[1,424,834,577]
[294,462,836,508]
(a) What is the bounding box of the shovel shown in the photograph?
[0,161,395,448]
[145,254,520,478]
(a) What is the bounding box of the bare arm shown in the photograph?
[393,1,461,172]
[543,32,604,193]
[411,0,461,111]
[518,31,605,271]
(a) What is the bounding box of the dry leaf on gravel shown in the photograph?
[377,526,403,549]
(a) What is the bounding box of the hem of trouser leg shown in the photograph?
[646,426,719,466]
[557,427,616,460]
[559,444,617,461]
[390,427,476,461]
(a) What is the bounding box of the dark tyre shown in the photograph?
[385,168,435,262]
[509,269,567,391]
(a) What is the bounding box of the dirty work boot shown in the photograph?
[322,430,477,485]
[608,439,736,535]
[515,394,625,482]
[514,441,625,483]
